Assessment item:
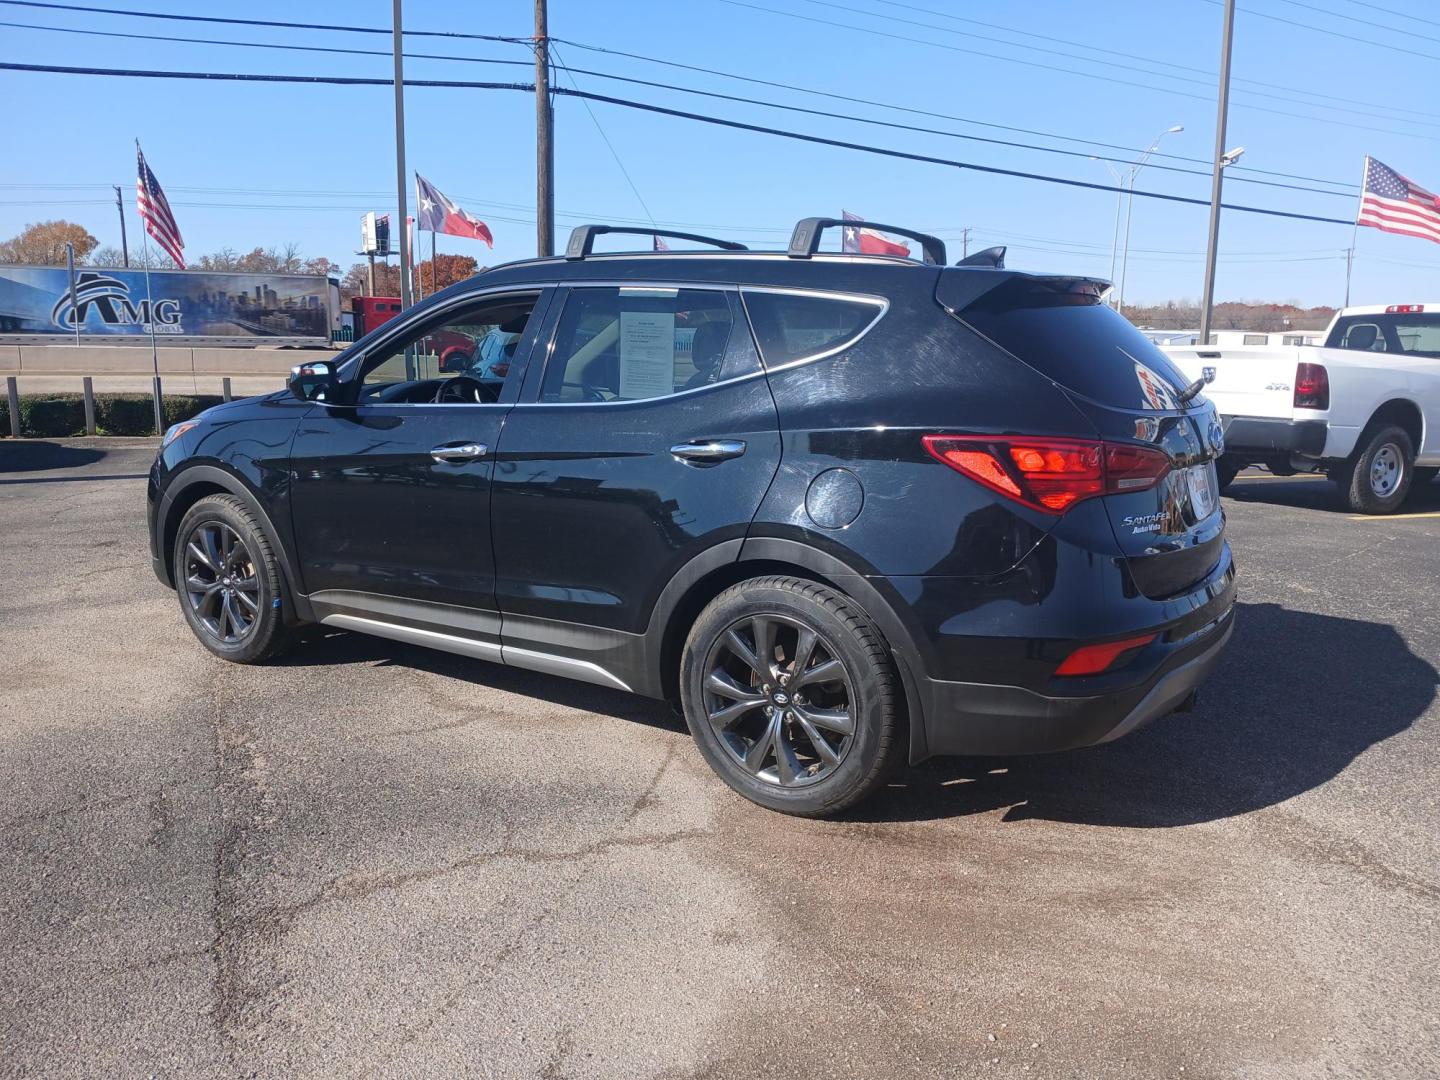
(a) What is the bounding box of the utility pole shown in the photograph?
[960,227,971,258]
[1199,0,1236,346]
[534,0,554,257]
[113,185,129,267]
[392,0,413,309]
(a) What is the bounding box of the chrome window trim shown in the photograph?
[510,281,886,408]
[738,286,889,373]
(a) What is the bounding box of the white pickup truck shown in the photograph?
[1163,303,1440,514]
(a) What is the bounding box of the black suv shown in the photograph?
[148,218,1235,816]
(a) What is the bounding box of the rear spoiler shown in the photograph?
[936,268,1112,317]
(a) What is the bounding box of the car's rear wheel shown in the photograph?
[173,494,292,663]
[679,576,902,816]
[1338,424,1414,515]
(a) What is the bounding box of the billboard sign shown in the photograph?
[0,265,332,342]
[360,212,391,256]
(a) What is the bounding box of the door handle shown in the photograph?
[430,442,488,463]
[669,439,747,464]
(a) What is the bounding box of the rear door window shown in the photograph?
[740,290,884,367]
[959,279,1194,411]
[539,287,756,403]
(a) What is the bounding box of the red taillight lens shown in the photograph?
[1055,633,1157,677]
[1294,362,1329,410]
[922,435,1170,514]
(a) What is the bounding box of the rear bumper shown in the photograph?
[1221,415,1327,456]
[919,611,1233,755]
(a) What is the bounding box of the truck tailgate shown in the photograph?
[1162,345,1306,420]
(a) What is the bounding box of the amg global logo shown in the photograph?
[51,272,183,333]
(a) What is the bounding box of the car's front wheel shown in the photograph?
[172,494,293,663]
[679,576,903,816]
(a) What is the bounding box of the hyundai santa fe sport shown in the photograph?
[148,218,1236,816]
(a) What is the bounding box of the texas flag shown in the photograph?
[415,173,494,247]
[841,210,910,257]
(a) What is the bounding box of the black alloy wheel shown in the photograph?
[183,521,261,644]
[681,576,903,816]
[702,613,856,788]
[172,493,292,664]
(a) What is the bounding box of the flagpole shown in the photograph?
[1345,155,1367,309]
[431,229,437,296]
[136,139,163,436]
[141,230,163,436]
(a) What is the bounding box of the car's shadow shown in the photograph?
[1225,472,1440,514]
[276,627,688,735]
[0,440,106,474]
[856,600,1438,827]
[276,599,1436,829]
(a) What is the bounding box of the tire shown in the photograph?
[1337,424,1415,515]
[172,494,293,663]
[1215,456,1241,494]
[679,575,903,817]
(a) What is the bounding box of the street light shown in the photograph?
[1115,125,1184,315]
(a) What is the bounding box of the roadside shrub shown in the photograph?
[0,393,224,437]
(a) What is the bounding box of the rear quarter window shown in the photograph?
[960,279,1195,411]
[741,290,884,367]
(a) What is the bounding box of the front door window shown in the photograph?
[358,293,540,404]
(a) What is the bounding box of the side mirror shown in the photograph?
[288,360,339,402]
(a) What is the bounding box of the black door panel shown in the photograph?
[289,404,509,613]
[491,377,782,637]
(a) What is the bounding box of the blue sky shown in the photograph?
[2,0,1438,306]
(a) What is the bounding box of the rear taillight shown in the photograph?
[1294,362,1329,409]
[1385,304,1424,313]
[922,435,1171,514]
[1055,633,1157,677]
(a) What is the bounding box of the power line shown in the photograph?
[551,39,1357,192]
[798,0,1440,123]
[551,45,658,229]
[714,0,1440,139]
[0,59,1358,226]
[1204,0,1440,60]
[0,0,1364,190]
[0,19,535,68]
[1266,0,1440,44]
[1332,0,1440,30]
[0,15,1355,200]
[0,0,530,42]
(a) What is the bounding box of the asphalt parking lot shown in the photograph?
[2,439,1437,1080]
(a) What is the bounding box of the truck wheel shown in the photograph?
[1339,425,1414,515]
[1215,457,1240,493]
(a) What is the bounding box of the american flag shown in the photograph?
[136,143,185,268]
[1357,156,1440,246]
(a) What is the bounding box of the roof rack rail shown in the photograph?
[787,217,946,266]
[956,246,1006,268]
[564,225,748,260]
